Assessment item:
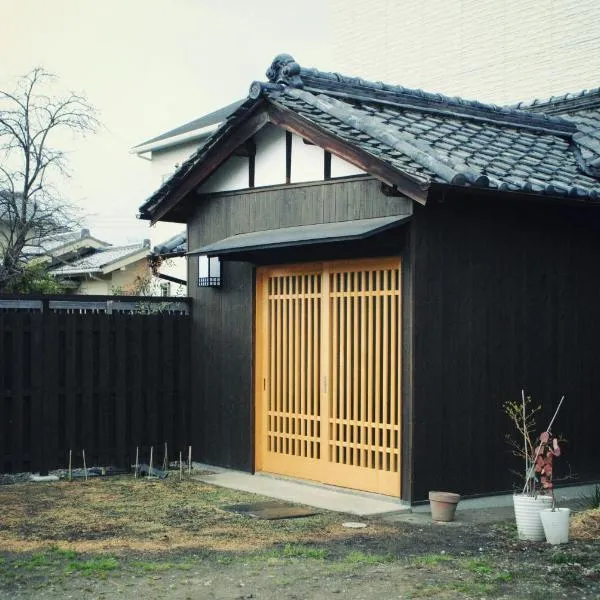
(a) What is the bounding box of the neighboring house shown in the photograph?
[330,0,600,104]
[48,240,152,295]
[131,103,241,296]
[131,99,244,184]
[138,54,600,503]
[151,231,187,296]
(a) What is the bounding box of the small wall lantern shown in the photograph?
[198,255,221,287]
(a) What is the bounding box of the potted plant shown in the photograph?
[504,392,566,541]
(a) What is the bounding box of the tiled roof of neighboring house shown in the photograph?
[22,229,111,257]
[132,99,245,154]
[153,232,186,257]
[139,54,600,222]
[49,242,150,277]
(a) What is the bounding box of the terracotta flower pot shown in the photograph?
[429,491,461,522]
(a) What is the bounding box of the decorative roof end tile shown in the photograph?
[265,54,304,87]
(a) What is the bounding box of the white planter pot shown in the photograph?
[513,494,553,541]
[540,508,570,545]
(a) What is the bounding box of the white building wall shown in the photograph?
[150,140,203,184]
[254,124,287,187]
[198,155,249,193]
[330,0,600,104]
[196,125,366,194]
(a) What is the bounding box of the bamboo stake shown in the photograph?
[68,450,72,482]
[135,446,139,478]
[179,451,183,481]
[188,446,192,476]
[522,395,565,494]
[149,446,154,478]
[82,449,88,482]
[522,390,529,493]
[163,442,168,472]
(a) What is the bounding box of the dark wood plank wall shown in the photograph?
[188,177,413,472]
[411,194,600,501]
[0,311,191,473]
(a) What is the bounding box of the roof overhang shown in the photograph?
[142,99,430,224]
[188,215,411,257]
[130,123,220,156]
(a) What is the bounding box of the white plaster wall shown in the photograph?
[254,124,287,187]
[330,154,366,178]
[196,125,366,193]
[197,155,249,193]
[290,135,325,183]
[151,140,203,184]
[330,0,600,104]
[78,278,110,295]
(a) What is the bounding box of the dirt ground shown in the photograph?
[0,476,598,599]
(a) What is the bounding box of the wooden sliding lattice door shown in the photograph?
[255,257,401,496]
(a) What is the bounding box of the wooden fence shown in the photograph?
[0,296,192,474]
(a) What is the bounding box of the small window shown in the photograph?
[198,255,221,287]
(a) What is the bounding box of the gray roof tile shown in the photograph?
[139,55,600,219]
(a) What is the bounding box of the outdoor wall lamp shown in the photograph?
[198,255,221,287]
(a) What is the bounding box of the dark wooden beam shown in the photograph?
[154,272,187,286]
[249,153,255,188]
[267,104,429,205]
[285,131,292,184]
[324,150,332,180]
[151,106,269,224]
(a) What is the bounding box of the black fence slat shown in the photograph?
[114,313,128,468]
[11,314,25,471]
[97,316,111,465]
[0,300,192,475]
[130,316,146,455]
[63,316,79,456]
[29,314,45,473]
[162,315,175,452]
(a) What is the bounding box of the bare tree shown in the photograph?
[0,68,98,291]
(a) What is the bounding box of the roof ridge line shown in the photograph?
[263,54,575,135]
[512,87,600,112]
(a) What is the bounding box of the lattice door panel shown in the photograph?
[326,262,401,495]
[255,258,401,496]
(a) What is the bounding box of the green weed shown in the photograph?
[68,557,119,574]
[412,553,453,567]
[344,551,394,565]
[281,544,327,559]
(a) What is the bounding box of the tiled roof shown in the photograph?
[139,54,600,220]
[512,91,600,179]
[153,232,186,257]
[22,229,110,257]
[49,244,149,276]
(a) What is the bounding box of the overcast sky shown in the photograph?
[1,0,333,244]
[3,1,599,246]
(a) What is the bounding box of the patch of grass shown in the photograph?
[129,561,174,572]
[344,550,394,565]
[67,556,119,574]
[549,551,576,564]
[412,553,453,567]
[448,581,497,595]
[465,558,493,575]
[259,544,328,560]
[281,544,328,559]
[14,553,52,570]
[49,546,77,560]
